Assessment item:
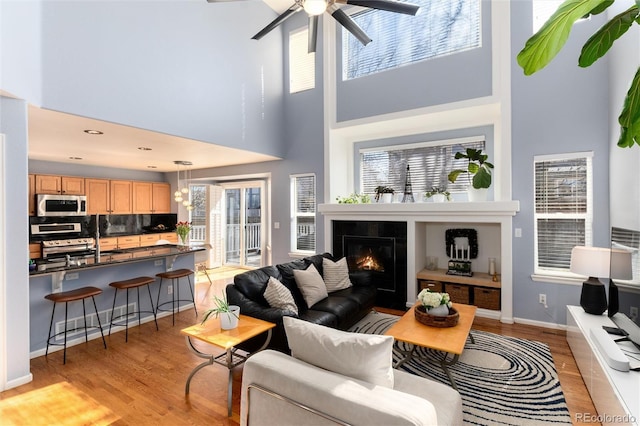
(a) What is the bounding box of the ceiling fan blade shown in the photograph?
[341,0,420,16]
[252,4,302,40]
[328,5,372,46]
[308,15,319,53]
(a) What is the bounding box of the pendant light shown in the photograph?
[173,160,193,209]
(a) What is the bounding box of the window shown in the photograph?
[534,153,593,275]
[532,0,563,33]
[291,174,316,253]
[611,227,640,284]
[289,28,315,93]
[343,0,481,80]
[360,137,485,196]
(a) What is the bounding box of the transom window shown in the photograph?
[359,137,485,197]
[289,28,315,93]
[534,152,593,274]
[343,0,481,80]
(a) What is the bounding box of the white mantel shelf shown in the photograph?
[319,200,520,323]
[318,201,520,217]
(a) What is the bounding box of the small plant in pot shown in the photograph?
[447,148,494,201]
[201,295,240,330]
[425,186,451,202]
[336,193,371,204]
[374,186,395,203]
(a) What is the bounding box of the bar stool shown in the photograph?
[155,269,196,325]
[44,286,107,364]
[109,276,158,342]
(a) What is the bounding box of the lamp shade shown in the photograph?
[569,246,611,278]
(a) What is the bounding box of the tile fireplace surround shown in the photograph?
[318,201,520,323]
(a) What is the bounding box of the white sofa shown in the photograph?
[241,349,464,426]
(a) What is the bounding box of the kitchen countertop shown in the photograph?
[29,244,204,276]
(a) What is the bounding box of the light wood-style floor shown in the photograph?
[1,268,597,425]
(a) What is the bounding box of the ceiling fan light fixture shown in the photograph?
[303,0,327,16]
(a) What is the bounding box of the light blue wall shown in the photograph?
[35,1,285,158]
[335,0,492,122]
[1,96,31,386]
[510,2,610,323]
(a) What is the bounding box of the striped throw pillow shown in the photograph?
[322,257,352,292]
[263,276,298,315]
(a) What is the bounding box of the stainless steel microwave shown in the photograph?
[36,194,87,217]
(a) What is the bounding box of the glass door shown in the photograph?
[223,182,265,268]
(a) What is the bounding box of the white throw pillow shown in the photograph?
[283,316,394,388]
[322,257,353,292]
[263,276,298,315]
[293,264,328,307]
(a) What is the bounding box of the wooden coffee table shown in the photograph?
[181,315,275,417]
[384,302,477,390]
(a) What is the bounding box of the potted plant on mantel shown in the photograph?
[447,148,494,201]
[374,186,395,203]
[425,186,451,203]
[201,295,240,330]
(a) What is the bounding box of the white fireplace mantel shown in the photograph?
[319,201,520,323]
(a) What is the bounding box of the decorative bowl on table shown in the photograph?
[415,304,459,328]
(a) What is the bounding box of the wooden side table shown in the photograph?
[181,315,275,417]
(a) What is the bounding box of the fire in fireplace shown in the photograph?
[356,248,385,272]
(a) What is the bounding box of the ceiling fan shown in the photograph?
[207,0,421,53]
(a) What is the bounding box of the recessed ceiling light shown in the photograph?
[84,129,103,135]
[138,147,152,151]
[68,156,83,160]
[147,165,157,169]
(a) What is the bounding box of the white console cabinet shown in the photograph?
[567,306,639,425]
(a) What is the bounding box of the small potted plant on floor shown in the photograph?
[425,186,451,203]
[201,295,240,330]
[374,186,395,203]
[447,148,493,201]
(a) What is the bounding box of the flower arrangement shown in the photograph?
[417,288,451,310]
[175,221,192,245]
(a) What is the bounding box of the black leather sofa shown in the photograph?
[225,253,377,353]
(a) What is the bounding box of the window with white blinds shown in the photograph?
[343,0,481,80]
[291,174,316,253]
[534,153,593,273]
[611,227,640,284]
[289,28,315,93]
[360,137,485,196]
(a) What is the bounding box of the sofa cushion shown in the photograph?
[303,252,333,276]
[310,296,360,325]
[331,285,377,310]
[283,317,394,388]
[277,259,310,309]
[293,264,328,308]
[233,266,280,305]
[263,277,298,315]
[322,257,352,292]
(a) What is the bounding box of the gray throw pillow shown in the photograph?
[293,264,328,307]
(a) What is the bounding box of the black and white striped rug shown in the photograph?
[349,312,572,425]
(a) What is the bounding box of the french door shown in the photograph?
[223,182,265,268]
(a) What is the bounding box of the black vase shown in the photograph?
[580,278,607,315]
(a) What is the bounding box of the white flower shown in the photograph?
[417,289,452,309]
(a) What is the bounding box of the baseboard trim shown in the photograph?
[513,316,567,331]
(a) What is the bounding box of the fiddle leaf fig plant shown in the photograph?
[447,148,494,189]
[517,0,640,148]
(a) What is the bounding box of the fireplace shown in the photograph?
[333,221,407,309]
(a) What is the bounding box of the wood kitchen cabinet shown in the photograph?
[116,235,140,249]
[28,174,36,216]
[132,182,171,214]
[86,179,132,214]
[35,174,84,195]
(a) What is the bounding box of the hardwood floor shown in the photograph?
[1,269,597,425]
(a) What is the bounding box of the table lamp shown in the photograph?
[607,248,633,318]
[570,246,611,315]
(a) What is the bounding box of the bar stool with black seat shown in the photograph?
[44,286,107,364]
[109,276,158,342]
[155,269,196,325]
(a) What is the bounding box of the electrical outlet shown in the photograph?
[631,306,639,321]
[65,273,79,281]
[154,260,163,266]
[539,293,547,306]
[168,284,173,295]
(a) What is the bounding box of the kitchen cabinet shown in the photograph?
[86,179,132,214]
[139,234,158,247]
[117,235,140,249]
[28,174,36,216]
[29,243,41,259]
[35,175,84,195]
[133,182,171,214]
[98,237,118,251]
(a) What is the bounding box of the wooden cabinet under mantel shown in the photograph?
[132,182,171,214]
[35,174,84,195]
[417,269,501,311]
[86,179,132,214]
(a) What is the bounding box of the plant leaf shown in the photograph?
[618,67,640,147]
[587,0,614,16]
[473,168,492,189]
[448,170,465,183]
[579,6,639,67]
[517,0,605,75]
[468,163,480,174]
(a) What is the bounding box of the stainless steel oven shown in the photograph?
[37,194,87,217]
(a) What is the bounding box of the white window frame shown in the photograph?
[289,27,315,94]
[532,151,593,284]
[290,173,316,256]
